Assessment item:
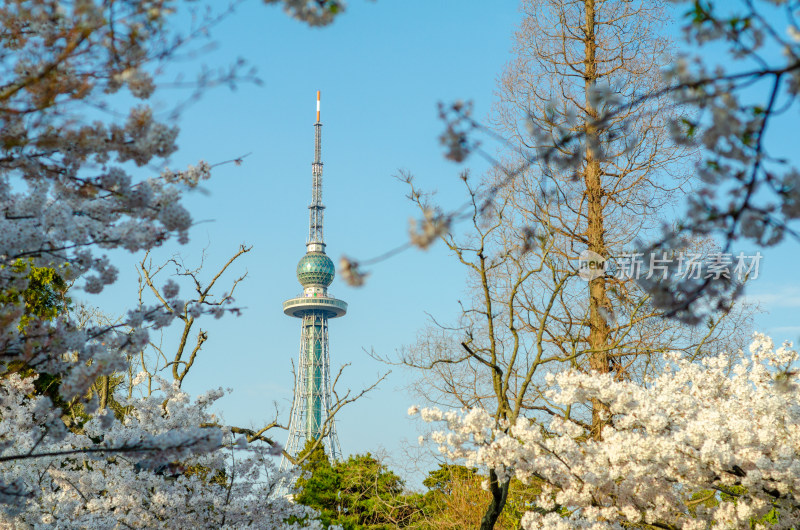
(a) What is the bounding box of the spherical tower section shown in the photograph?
[296,252,335,287]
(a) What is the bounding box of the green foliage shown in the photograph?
[687,487,781,528]
[185,463,228,487]
[3,362,80,426]
[414,463,543,530]
[0,259,69,330]
[502,476,543,528]
[414,464,485,527]
[293,440,416,529]
[422,463,478,496]
[292,450,550,529]
[294,441,343,527]
[0,260,76,422]
[0,260,129,435]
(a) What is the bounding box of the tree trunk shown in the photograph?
[479,469,510,530]
[584,0,612,440]
[99,375,109,410]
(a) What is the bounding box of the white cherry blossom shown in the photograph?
[416,334,800,529]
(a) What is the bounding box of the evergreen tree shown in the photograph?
[294,441,343,527]
[293,440,416,529]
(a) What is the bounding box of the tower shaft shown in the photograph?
[283,312,340,461]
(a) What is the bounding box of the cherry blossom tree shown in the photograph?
[0,0,345,525]
[413,333,800,529]
[1,374,323,527]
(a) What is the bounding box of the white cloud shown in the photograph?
[744,286,800,309]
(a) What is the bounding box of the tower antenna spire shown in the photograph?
[309,91,324,251]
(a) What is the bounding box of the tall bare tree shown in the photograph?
[394,1,754,528]
[493,0,688,427]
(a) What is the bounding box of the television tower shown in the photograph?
[281,92,346,467]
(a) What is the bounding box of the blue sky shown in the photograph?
[86,0,799,487]
[89,0,523,484]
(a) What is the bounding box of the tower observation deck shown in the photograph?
[281,92,346,467]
